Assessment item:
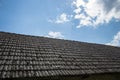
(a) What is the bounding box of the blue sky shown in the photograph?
[0,0,120,46]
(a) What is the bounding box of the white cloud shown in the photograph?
[48,13,70,24]
[47,31,64,39]
[106,31,120,46]
[72,0,86,7]
[72,0,120,28]
[55,13,70,23]
[73,7,81,14]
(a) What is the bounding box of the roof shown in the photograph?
[0,31,120,79]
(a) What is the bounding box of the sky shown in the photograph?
[0,0,120,47]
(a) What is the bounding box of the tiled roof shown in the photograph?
[0,31,120,79]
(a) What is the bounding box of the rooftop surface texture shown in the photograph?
[0,32,120,79]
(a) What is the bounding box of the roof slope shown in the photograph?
[0,31,120,79]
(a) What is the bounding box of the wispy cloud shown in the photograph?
[55,13,69,23]
[72,0,120,28]
[106,31,120,46]
[48,13,71,24]
[47,31,64,39]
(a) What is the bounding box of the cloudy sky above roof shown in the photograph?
[0,0,120,46]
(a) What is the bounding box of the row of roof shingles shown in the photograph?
[0,34,75,78]
[0,32,120,78]
[47,38,120,73]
